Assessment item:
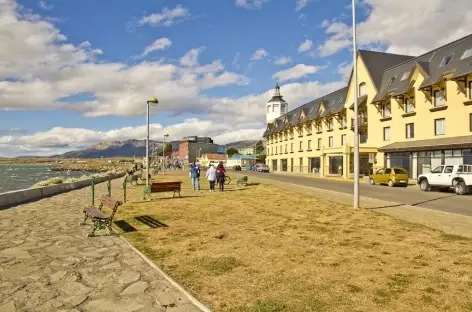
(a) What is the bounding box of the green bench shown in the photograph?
[80,195,122,237]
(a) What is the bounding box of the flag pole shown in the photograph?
[352,0,360,209]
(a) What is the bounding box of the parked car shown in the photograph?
[232,165,242,171]
[247,165,253,171]
[254,163,270,173]
[417,164,472,195]
[369,168,409,187]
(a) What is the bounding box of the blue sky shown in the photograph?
[1,0,470,156]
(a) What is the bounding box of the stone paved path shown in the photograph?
[0,180,202,312]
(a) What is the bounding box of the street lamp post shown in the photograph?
[352,0,360,209]
[146,97,159,192]
[163,134,169,175]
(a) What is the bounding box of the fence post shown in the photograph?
[122,176,127,203]
[107,176,111,197]
[91,178,95,206]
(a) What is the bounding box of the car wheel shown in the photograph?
[369,178,375,185]
[388,180,394,187]
[455,181,467,195]
[419,179,431,192]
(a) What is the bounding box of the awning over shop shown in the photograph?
[379,135,472,153]
[349,95,368,110]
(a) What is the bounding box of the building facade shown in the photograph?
[178,137,225,164]
[264,34,472,179]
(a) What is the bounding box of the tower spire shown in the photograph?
[274,83,281,96]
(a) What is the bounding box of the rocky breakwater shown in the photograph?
[52,162,129,173]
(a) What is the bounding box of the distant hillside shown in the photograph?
[225,140,260,150]
[53,139,165,158]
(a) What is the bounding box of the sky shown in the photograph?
[0,0,471,157]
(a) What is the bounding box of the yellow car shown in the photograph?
[369,168,409,187]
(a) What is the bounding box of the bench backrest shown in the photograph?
[101,196,122,219]
[150,182,181,192]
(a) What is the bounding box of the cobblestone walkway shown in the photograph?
[0,181,202,312]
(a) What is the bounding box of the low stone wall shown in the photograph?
[0,173,126,209]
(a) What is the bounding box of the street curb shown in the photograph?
[115,232,212,312]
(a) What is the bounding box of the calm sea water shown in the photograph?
[0,164,92,194]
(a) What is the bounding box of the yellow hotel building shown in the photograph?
[264,34,472,179]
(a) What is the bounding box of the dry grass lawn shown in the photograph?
[113,171,472,312]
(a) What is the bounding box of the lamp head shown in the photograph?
[147,97,159,105]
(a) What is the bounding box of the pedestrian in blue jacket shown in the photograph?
[190,162,200,190]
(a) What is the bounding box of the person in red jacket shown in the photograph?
[216,161,226,191]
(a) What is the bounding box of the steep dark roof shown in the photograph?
[358,50,415,91]
[264,87,348,137]
[268,95,287,103]
[373,34,472,102]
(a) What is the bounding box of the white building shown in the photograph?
[266,84,288,124]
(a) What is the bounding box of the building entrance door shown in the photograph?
[272,159,278,172]
[281,159,288,172]
[309,157,320,173]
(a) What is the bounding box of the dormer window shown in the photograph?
[328,119,333,130]
[281,104,287,114]
[461,48,472,60]
[400,71,410,81]
[359,82,367,96]
[272,104,279,112]
[387,76,396,86]
[267,105,271,113]
[440,54,454,67]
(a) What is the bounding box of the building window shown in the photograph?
[383,127,391,141]
[317,138,322,149]
[275,146,278,154]
[400,71,410,81]
[470,113,472,132]
[328,119,333,130]
[341,134,347,146]
[285,144,287,153]
[272,104,279,112]
[406,123,414,139]
[329,136,334,147]
[267,105,271,113]
[382,103,391,118]
[461,48,472,60]
[281,104,287,114]
[316,123,322,132]
[308,140,312,150]
[306,125,312,135]
[469,80,472,100]
[340,115,347,127]
[299,141,303,151]
[298,128,303,137]
[290,143,293,152]
[404,97,415,113]
[440,54,454,67]
[271,147,273,155]
[434,90,446,107]
[359,82,367,96]
[435,118,445,136]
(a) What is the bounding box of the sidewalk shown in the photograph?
[0,180,203,312]
[245,174,472,239]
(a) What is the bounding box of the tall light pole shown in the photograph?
[352,0,360,209]
[146,97,159,190]
[163,134,169,175]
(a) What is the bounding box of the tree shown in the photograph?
[164,143,173,154]
[226,147,239,158]
[255,140,265,154]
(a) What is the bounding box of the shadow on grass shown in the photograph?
[114,220,138,232]
[135,215,168,228]
[365,194,458,210]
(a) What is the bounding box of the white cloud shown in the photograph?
[179,47,205,67]
[38,0,53,10]
[272,64,325,82]
[319,0,472,56]
[295,0,311,11]
[235,0,269,9]
[274,56,293,65]
[298,39,313,53]
[337,62,352,82]
[138,4,190,27]
[140,38,172,57]
[250,48,268,61]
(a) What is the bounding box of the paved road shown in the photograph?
[243,171,472,217]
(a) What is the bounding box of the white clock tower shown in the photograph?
[266,84,288,124]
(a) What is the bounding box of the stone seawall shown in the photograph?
[0,172,126,209]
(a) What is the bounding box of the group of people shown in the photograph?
[189,161,226,192]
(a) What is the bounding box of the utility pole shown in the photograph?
[352,0,360,209]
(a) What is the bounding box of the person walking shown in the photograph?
[190,162,200,191]
[216,161,226,192]
[206,164,217,192]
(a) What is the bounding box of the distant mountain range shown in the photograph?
[44,139,262,159]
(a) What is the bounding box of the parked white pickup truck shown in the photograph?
[417,164,472,195]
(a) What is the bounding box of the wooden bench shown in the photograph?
[80,196,122,237]
[143,181,182,199]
